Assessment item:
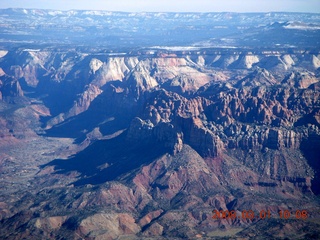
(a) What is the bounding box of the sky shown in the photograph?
[0,0,319,13]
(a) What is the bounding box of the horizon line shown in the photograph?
[1,7,320,14]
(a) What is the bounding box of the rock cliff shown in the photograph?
[0,49,319,239]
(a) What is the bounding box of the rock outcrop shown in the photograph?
[127,117,183,155]
[0,75,24,99]
[282,71,319,89]
[0,48,319,239]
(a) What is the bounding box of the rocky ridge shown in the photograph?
[0,48,319,239]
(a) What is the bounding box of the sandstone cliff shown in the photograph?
[0,49,320,239]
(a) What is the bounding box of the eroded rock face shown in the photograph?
[46,84,102,128]
[35,216,68,230]
[236,68,277,87]
[0,75,24,99]
[282,71,319,89]
[0,48,320,239]
[178,116,224,157]
[124,69,318,158]
[78,213,141,238]
[126,89,224,157]
[127,117,183,155]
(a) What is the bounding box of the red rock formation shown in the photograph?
[0,49,319,239]
[282,71,319,89]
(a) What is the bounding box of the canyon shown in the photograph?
[0,47,319,239]
[0,9,319,239]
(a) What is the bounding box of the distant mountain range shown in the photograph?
[0,9,319,50]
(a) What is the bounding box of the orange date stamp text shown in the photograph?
[212,209,308,220]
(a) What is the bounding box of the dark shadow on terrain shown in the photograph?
[42,132,166,186]
[37,80,80,117]
[294,111,320,128]
[43,109,131,142]
[42,81,140,140]
[33,56,96,118]
[18,78,38,97]
[300,136,320,195]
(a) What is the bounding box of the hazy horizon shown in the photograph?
[1,0,319,13]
